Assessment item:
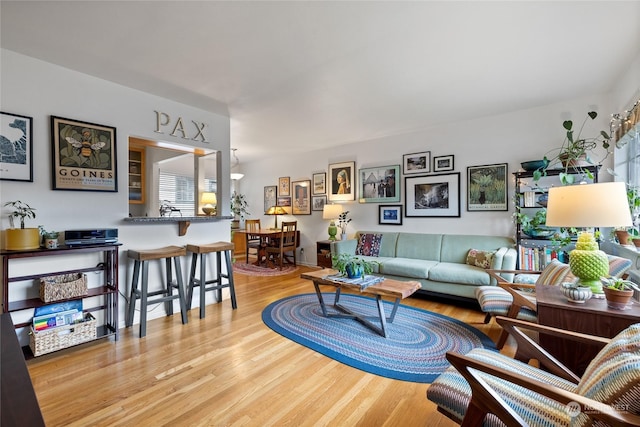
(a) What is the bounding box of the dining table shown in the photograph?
[247,229,300,267]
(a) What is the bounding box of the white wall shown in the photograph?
[1,49,232,341]
[236,94,619,262]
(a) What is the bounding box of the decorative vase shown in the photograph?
[4,228,41,251]
[561,283,592,303]
[345,263,363,279]
[327,222,338,241]
[341,233,347,241]
[603,286,634,310]
[569,232,609,295]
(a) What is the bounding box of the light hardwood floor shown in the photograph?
[26,265,514,427]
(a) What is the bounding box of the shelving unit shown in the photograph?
[316,240,333,268]
[129,147,145,204]
[1,244,120,357]
[514,165,599,269]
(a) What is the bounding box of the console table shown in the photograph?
[536,283,640,375]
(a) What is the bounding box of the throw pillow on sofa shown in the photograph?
[355,233,383,257]
[466,249,495,269]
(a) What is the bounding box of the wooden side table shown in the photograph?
[316,240,333,268]
[536,284,640,375]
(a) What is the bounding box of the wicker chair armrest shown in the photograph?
[446,350,640,426]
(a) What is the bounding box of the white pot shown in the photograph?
[341,233,347,240]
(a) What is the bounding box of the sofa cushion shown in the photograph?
[395,233,443,261]
[355,233,383,257]
[607,254,633,278]
[355,231,398,257]
[441,234,515,264]
[380,258,438,279]
[466,249,495,269]
[429,262,492,286]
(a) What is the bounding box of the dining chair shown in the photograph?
[245,219,261,261]
[265,221,297,270]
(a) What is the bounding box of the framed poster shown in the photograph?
[358,164,400,203]
[379,205,403,225]
[264,185,277,212]
[433,155,454,172]
[51,116,117,192]
[0,111,33,182]
[328,161,355,201]
[405,173,460,217]
[278,176,290,196]
[312,172,326,195]
[467,163,508,211]
[312,195,327,211]
[402,151,430,175]
[292,179,311,215]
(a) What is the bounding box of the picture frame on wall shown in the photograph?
[433,155,454,172]
[277,196,291,209]
[312,172,326,195]
[0,111,33,182]
[312,195,327,211]
[402,151,430,175]
[379,205,403,225]
[51,116,117,192]
[264,185,277,212]
[358,164,400,203]
[278,176,290,196]
[291,179,311,215]
[467,163,508,211]
[405,173,460,217]
[328,161,356,201]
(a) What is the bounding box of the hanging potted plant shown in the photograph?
[535,111,612,185]
[600,277,635,310]
[3,200,40,250]
[230,191,249,230]
[331,253,379,279]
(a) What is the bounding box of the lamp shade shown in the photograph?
[200,192,217,205]
[230,173,244,180]
[322,204,343,220]
[265,205,287,216]
[545,182,632,228]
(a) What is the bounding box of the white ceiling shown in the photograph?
[1,1,639,164]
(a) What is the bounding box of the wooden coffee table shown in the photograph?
[300,269,421,337]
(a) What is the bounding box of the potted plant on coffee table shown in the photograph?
[600,276,636,310]
[331,253,378,279]
[3,200,40,250]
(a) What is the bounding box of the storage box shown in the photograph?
[39,273,87,302]
[29,313,96,356]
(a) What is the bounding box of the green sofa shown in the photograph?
[330,231,517,301]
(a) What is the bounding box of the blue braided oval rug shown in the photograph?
[262,293,496,383]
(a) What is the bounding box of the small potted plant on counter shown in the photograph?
[3,200,40,250]
[331,253,379,279]
[601,276,636,310]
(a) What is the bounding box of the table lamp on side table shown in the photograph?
[545,182,632,296]
[322,204,343,241]
[265,205,287,229]
[201,192,217,215]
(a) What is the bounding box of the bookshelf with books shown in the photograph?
[514,165,599,269]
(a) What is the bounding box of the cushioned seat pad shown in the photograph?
[380,258,438,279]
[428,262,492,286]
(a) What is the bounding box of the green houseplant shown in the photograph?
[600,276,635,310]
[535,111,612,185]
[331,253,379,279]
[3,200,40,250]
[230,191,249,229]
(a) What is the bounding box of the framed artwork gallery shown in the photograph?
[0,111,33,182]
[405,173,460,217]
[328,161,355,202]
[264,185,277,212]
[50,115,117,192]
[358,164,400,203]
[467,163,508,211]
[433,155,454,172]
[312,172,326,195]
[278,176,290,196]
[312,195,327,211]
[292,179,311,215]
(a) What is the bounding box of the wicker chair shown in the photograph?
[427,317,640,426]
[475,256,632,349]
[244,219,261,261]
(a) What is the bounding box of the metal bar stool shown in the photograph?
[126,245,188,338]
[186,241,237,319]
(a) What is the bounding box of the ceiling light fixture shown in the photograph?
[230,148,244,180]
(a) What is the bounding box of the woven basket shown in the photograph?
[29,313,96,357]
[39,273,87,302]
